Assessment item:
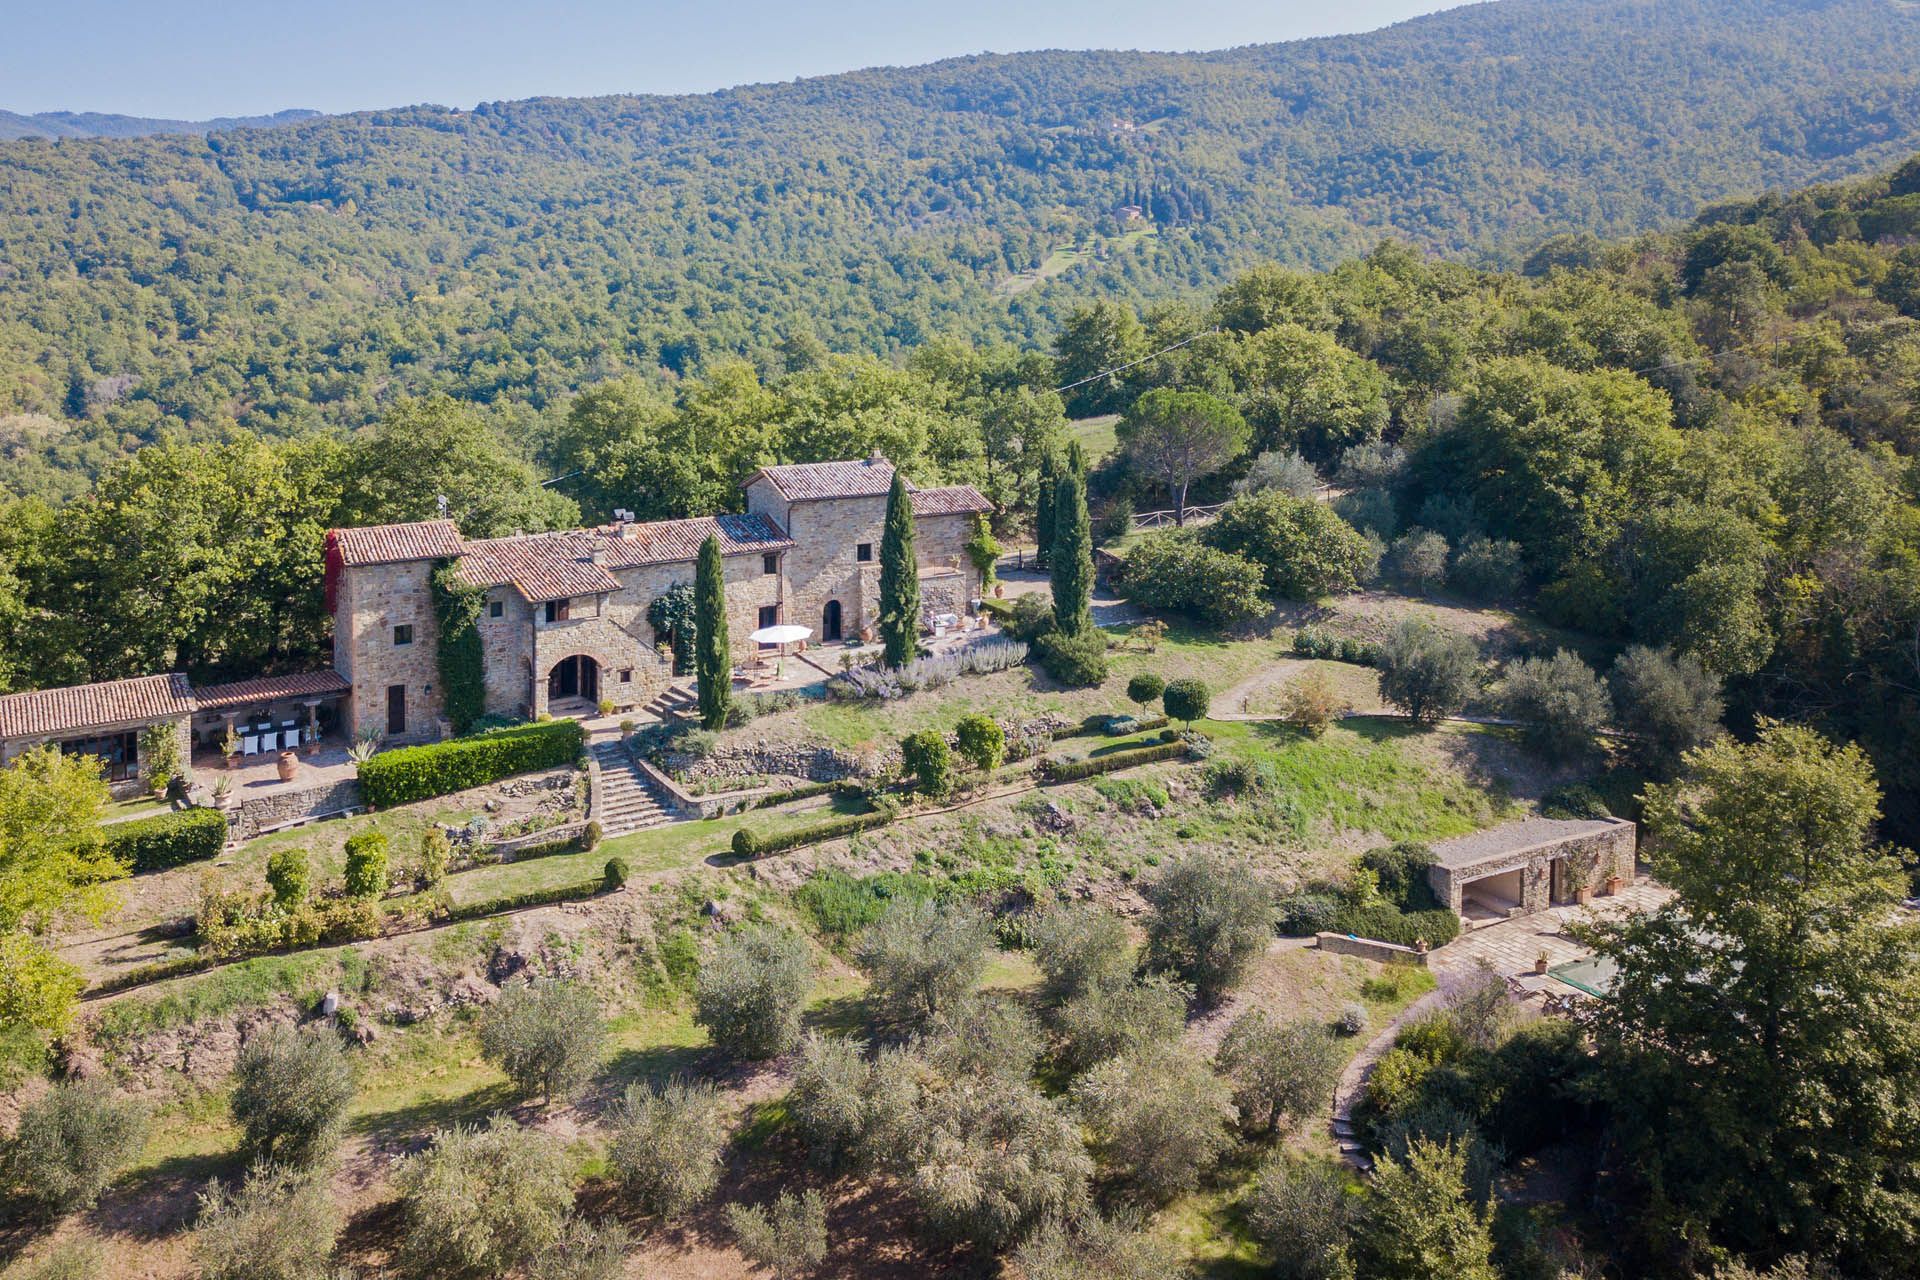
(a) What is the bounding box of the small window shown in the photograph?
[620,669,633,684]
[393,624,413,646]
[544,599,570,624]
[762,552,779,575]
[856,543,873,562]
[488,600,503,619]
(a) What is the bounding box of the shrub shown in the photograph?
[695,926,814,1060]
[1012,1210,1180,1280]
[793,869,937,939]
[100,806,227,872]
[1338,1002,1371,1036]
[230,1024,357,1168]
[1030,902,1134,1007]
[826,639,1030,700]
[730,804,895,857]
[1499,650,1609,762]
[1114,531,1268,625]
[1243,1156,1359,1280]
[342,830,389,899]
[600,855,631,891]
[854,898,992,1029]
[1073,1043,1236,1206]
[477,978,605,1103]
[952,714,1005,773]
[579,819,602,850]
[394,1117,575,1279]
[1055,975,1190,1072]
[192,1164,340,1280]
[1162,677,1210,726]
[606,1078,726,1217]
[1279,668,1345,736]
[1540,782,1611,820]
[787,1031,881,1171]
[1035,628,1109,687]
[1450,534,1525,600]
[4,1239,109,1280]
[1125,674,1165,712]
[1352,1138,1498,1280]
[1415,493,1480,543]
[1329,904,1460,949]
[1204,490,1376,598]
[1006,592,1057,641]
[900,730,955,798]
[264,847,311,910]
[419,827,451,887]
[727,1190,829,1279]
[1036,739,1188,782]
[1292,627,1378,666]
[5,1079,148,1214]
[1143,850,1271,1005]
[1333,486,1400,538]
[1215,1012,1344,1136]
[1386,528,1450,594]
[1236,448,1322,498]
[1609,644,1725,777]
[1276,891,1342,936]
[1377,620,1480,724]
[356,720,586,807]
[731,828,759,857]
[529,1219,633,1280]
[1359,841,1442,911]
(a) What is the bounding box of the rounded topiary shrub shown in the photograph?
[731,829,760,858]
[603,856,630,891]
[1127,673,1166,709]
[1162,678,1212,726]
[578,820,603,851]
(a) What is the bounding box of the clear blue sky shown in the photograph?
[3,0,1457,120]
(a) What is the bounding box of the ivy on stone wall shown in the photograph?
[431,561,487,736]
[646,582,698,675]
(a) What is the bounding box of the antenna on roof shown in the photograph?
[435,493,449,519]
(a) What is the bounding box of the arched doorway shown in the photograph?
[547,654,599,705]
[821,599,843,643]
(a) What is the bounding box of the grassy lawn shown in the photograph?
[1069,413,1121,464]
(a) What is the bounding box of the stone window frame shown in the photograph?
[393,623,414,646]
[856,542,873,562]
[488,599,504,619]
[762,552,779,575]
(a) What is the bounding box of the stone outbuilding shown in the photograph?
[1427,816,1638,922]
[0,672,195,797]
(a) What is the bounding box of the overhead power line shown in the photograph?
[1050,328,1220,396]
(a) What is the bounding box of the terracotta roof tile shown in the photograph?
[193,671,351,713]
[457,514,793,601]
[330,520,463,566]
[910,485,993,516]
[752,459,906,502]
[0,673,194,740]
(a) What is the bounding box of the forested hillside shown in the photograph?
[0,108,320,142]
[3,0,1920,495]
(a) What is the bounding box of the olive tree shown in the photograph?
[1054,975,1190,1073]
[1012,1210,1180,1280]
[695,925,813,1060]
[394,1117,576,1280]
[1215,1011,1344,1137]
[1142,850,1272,1005]
[904,1075,1093,1249]
[606,1078,727,1218]
[727,1190,829,1279]
[1498,649,1610,762]
[1072,1043,1237,1205]
[5,1079,149,1214]
[1243,1155,1359,1280]
[1608,643,1724,777]
[192,1164,341,1280]
[1376,619,1480,724]
[477,977,605,1103]
[854,897,992,1029]
[230,1024,356,1169]
[1029,902,1134,1008]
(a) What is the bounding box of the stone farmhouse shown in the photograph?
[326,455,992,742]
[0,455,991,791]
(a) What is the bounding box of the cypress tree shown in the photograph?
[694,534,731,729]
[1050,442,1093,637]
[1033,451,1058,569]
[879,472,920,668]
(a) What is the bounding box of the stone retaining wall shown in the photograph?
[228,777,364,840]
[666,742,867,784]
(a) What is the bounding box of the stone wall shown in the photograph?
[665,742,867,783]
[228,776,364,841]
[1316,932,1431,966]
[334,558,443,743]
[776,491,892,646]
[478,586,535,719]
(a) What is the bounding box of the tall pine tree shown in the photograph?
[694,534,731,729]
[1033,451,1058,569]
[878,473,920,668]
[1050,442,1093,637]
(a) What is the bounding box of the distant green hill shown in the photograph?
[0,107,321,141]
[3,0,1920,494]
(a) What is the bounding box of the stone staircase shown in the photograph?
[591,739,674,836]
[640,682,697,723]
[1331,1112,1373,1172]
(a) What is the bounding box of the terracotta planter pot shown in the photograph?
[1604,875,1625,896]
[1576,886,1595,906]
[1534,956,1551,975]
[276,751,297,783]
[993,583,1004,599]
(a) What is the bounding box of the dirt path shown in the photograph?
[1328,986,1445,1170]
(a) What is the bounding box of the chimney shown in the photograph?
[868,449,885,465]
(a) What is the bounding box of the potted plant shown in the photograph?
[1604,869,1626,896]
[220,726,242,768]
[211,774,233,809]
[1570,859,1596,907]
[1534,950,1551,976]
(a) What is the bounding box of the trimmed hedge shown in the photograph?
[732,806,895,858]
[103,807,228,872]
[357,720,586,808]
[440,877,604,923]
[1330,905,1461,950]
[751,778,841,809]
[1036,739,1190,783]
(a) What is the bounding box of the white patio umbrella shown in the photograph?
[748,623,813,678]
